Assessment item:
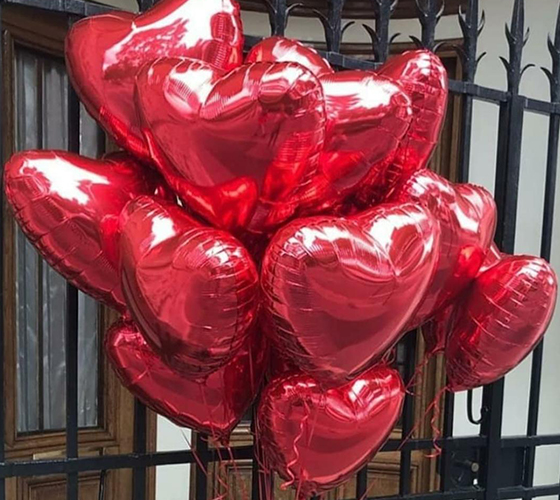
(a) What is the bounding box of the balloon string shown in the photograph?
[424,387,445,458]
[398,385,448,453]
[404,353,432,395]
[180,430,228,500]
[196,384,231,500]
[281,399,310,491]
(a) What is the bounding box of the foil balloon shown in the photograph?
[247,37,413,213]
[106,319,267,442]
[391,170,497,330]
[257,365,404,495]
[135,57,326,234]
[479,242,503,274]
[65,0,243,161]
[119,196,259,377]
[421,243,504,355]
[446,255,558,392]
[4,150,164,312]
[374,50,449,201]
[245,36,334,78]
[261,203,440,387]
[421,303,457,355]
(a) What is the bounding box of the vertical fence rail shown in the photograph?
[481,1,527,499]
[0,3,5,500]
[523,5,560,492]
[66,14,81,495]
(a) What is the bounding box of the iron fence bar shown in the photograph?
[138,0,155,9]
[399,332,418,496]
[132,400,147,500]
[481,2,528,500]
[522,5,560,493]
[66,18,81,496]
[0,3,5,499]
[266,0,287,36]
[195,434,209,500]
[356,467,368,499]
[415,0,442,51]
[368,0,396,64]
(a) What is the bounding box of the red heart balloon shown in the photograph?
[257,365,404,495]
[135,57,326,234]
[261,203,440,387]
[374,50,448,201]
[246,38,413,213]
[106,319,267,443]
[421,243,505,356]
[4,150,163,311]
[391,170,497,330]
[119,196,259,378]
[446,256,558,392]
[65,0,243,161]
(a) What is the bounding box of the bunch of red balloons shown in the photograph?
[4,0,558,495]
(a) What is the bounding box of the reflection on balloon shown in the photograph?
[136,57,326,234]
[247,37,414,214]
[373,49,449,202]
[246,36,334,78]
[391,169,497,330]
[262,203,440,387]
[4,150,165,311]
[258,365,404,495]
[106,319,268,443]
[119,196,259,377]
[65,0,244,161]
[446,255,558,392]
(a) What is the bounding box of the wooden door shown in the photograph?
[195,46,462,500]
[1,5,156,499]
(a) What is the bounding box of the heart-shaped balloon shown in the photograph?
[257,365,404,495]
[119,196,259,378]
[261,203,440,387]
[4,150,163,311]
[391,170,497,330]
[135,57,326,234]
[106,319,267,442]
[65,0,243,161]
[246,38,413,213]
[421,242,504,355]
[446,256,557,392]
[373,50,448,201]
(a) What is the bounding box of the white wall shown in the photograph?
[95,0,139,11]
[156,2,560,497]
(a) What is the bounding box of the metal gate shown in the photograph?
[0,0,559,499]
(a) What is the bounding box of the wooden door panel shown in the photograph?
[1,5,156,500]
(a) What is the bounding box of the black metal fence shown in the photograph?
[1,0,560,499]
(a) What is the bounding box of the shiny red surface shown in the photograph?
[65,0,243,161]
[119,196,259,377]
[135,57,326,234]
[446,256,558,392]
[106,319,267,443]
[392,170,497,330]
[257,365,404,495]
[247,37,414,214]
[246,36,334,78]
[261,203,440,387]
[4,150,163,311]
[374,50,449,201]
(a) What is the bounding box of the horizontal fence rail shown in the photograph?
[1,0,560,499]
